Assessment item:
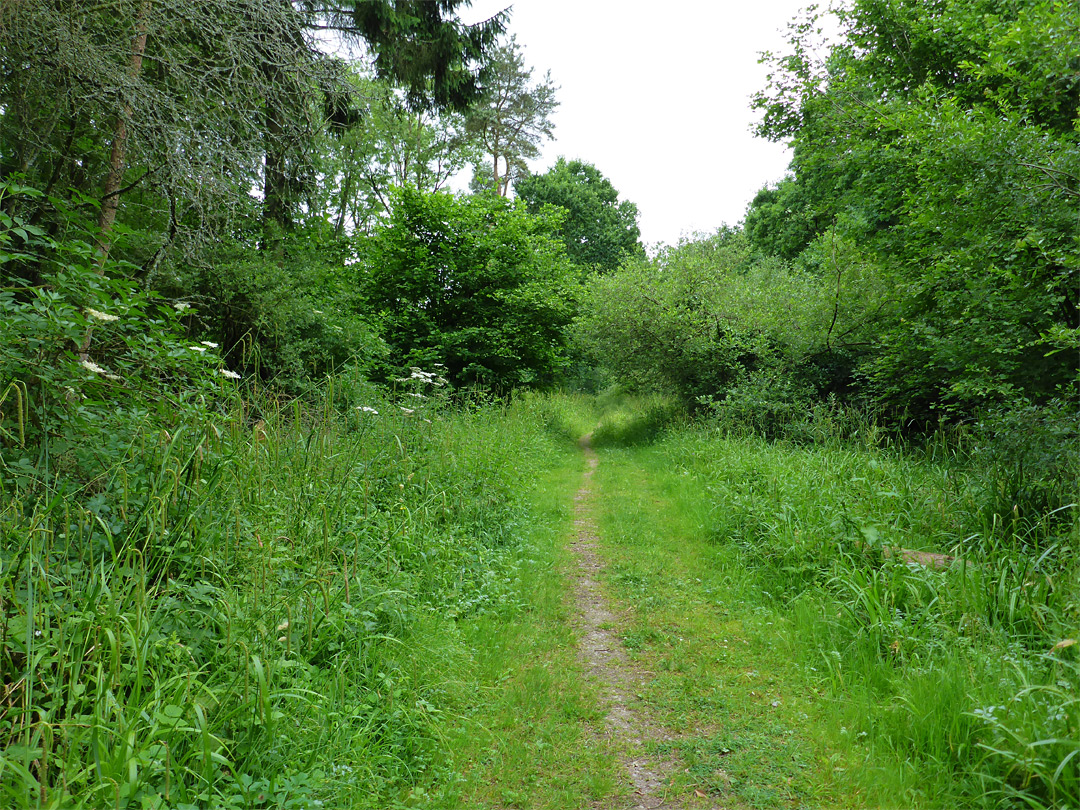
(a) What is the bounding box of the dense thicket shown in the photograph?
[749,0,1079,421]
[577,0,1078,439]
[361,189,577,389]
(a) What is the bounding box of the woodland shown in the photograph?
[0,1,1077,808]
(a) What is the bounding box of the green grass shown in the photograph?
[0,388,615,809]
[589,444,859,809]
[3,388,1074,808]
[407,408,621,809]
[584,416,1078,809]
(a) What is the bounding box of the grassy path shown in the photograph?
[569,434,682,808]
[428,396,1076,810]
[556,435,857,810]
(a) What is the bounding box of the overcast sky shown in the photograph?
[455,1,812,249]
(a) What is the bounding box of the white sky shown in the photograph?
[457,1,811,249]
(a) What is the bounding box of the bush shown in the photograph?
[969,397,1080,528]
[163,231,385,392]
[361,189,578,391]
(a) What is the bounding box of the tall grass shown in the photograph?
[648,417,1078,809]
[0,378,569,809]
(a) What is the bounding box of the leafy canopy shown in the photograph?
[515,158,643,273]
[748,0,1079,421]
[362,189,578,390]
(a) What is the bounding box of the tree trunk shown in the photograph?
[96,0,150,269]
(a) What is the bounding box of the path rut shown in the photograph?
[569,435,720,810]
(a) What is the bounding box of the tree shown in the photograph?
[572,227,884,409]
[515,158,642,272]
[750,0,1080,422]
[0,0,323,268]
[0,0,507,267]
[362,189,577,389]
[743,176,823,261]
[342,0,507,114]
[314,70,481,234]
[464,35,558,196]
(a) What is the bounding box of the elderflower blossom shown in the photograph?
[410,367,435,382]
[200,340,219,349]
[218,368,241,380]
[86,308,119,322]
[80,359,107,375]
[189,345,207,352]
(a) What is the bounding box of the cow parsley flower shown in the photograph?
[86,308,119,322]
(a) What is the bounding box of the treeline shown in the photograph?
[575,0,1078,521]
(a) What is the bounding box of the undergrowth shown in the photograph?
[0,366,573,808]
[647,416,1079,809]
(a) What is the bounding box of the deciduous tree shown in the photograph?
[362,189,576,389]
[515,158,642,272]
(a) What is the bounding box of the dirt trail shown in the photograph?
[570,435,719,810]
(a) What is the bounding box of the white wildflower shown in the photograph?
[105,373,121,381]
[218,368,241,380]
[409,368,435,382]
[174,302,191,311]
[200,341,219,348]
[407,392,426,399]
[277,620,289,631]
[357,406,378,414]
[86,308,119,322]
[80,359,107,375]
[400,407,415,415]
[189,345,207,352]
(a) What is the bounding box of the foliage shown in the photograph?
[464,35,559,196]
[0,182,234,512]
[313,70,481,234]
[750,0,1080,423]
[640,415,1079,808]
[0,0,325,256]
[0,0,507,263]
[344,0,507,114]
[162,231,386,392]
[743,176,822,261]
[515,158,643,273]
[0,372,581,808]
[362,189,578,390]
[572,228,885,406]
